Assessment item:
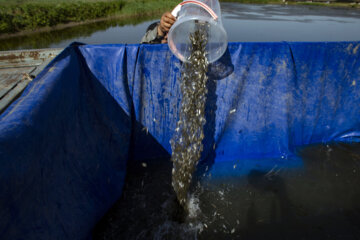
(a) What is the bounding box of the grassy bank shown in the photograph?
[0,14,162,50]
[1,0,358,35]
[119,0,178,16]
[0,1,124,34]
[0,0,179,35]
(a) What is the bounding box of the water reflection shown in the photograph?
[0,3,360,50]
[221,3,360,42]
[223,3,360,20]
[0,14,161,51]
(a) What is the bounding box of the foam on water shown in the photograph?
[187,194,202,219]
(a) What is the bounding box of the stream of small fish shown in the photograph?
[170,26,209,211]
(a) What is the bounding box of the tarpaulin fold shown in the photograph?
[0,41,359,239]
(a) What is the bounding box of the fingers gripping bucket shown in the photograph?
[168,0,228,63]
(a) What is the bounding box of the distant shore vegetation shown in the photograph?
[0,0,179,34]
[0,0,358,35]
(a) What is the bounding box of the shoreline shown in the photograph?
[0,0,178,38]
[0,0,359,41]
[0,11,163,40]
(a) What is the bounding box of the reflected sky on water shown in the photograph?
[221,3,360,42]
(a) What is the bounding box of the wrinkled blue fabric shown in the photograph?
[0,41,359,239]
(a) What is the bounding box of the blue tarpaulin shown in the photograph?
[0,42,359,239]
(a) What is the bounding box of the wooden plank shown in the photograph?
[29,56,57,78]
[0,76,32,113]
[0,48,62,69]
[0,48,63,114]
[0,67,35,98]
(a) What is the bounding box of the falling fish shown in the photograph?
[170,27,209,209]
[142,127,149,135]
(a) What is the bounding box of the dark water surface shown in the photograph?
[1,3,360,50]
[93,143,360,240]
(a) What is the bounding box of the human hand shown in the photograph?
[161,34,168,44]
[158,12,176,37]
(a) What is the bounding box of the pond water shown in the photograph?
[92,143,360,240]
[1,3,360,50]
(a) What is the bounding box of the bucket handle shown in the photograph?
[172,0,218,20]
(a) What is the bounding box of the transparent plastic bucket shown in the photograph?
[168,0,228,63]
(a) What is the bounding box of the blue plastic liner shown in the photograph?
[0,41,359,239]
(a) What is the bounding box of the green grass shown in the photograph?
[0,0,113,4]
[1,0,358,35]
[0,14,161,50]
[0,0,178,34]
[0,1,126,34]
[119,0,178,15]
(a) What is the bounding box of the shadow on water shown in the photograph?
[198,143,360,240]
[247,170,294,224]
[92,119,360,239]
[0,14,160,51]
